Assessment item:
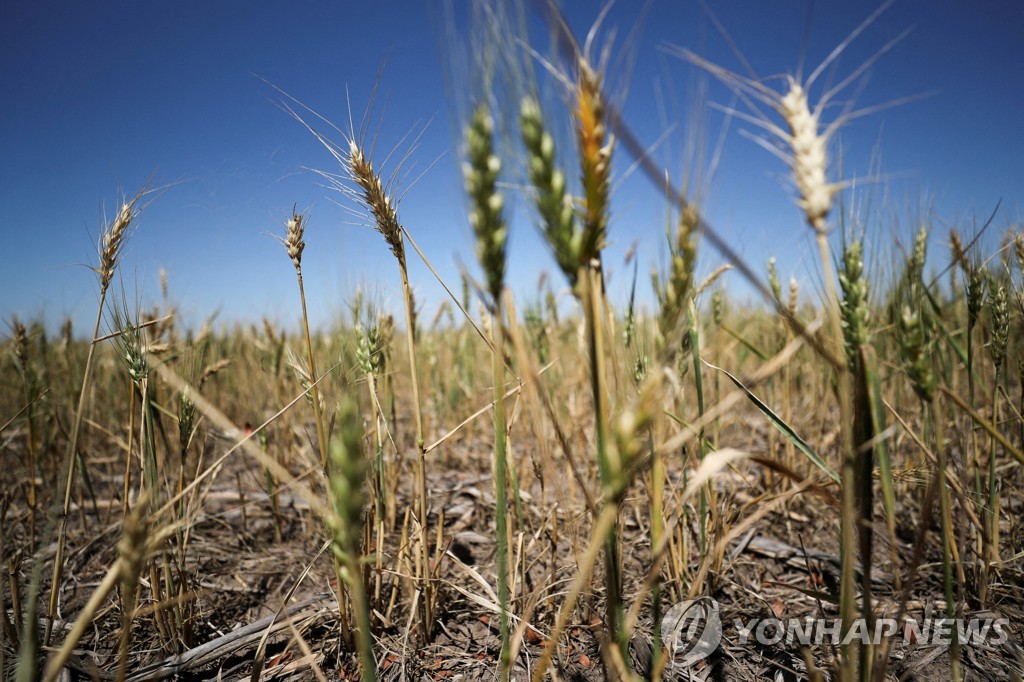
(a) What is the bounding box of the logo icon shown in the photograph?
[661,597,722,667]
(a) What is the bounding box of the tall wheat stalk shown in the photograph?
[651,196,700,658]
[11,319,38,543]
[47,192,142,644]
[675,7,915,674]
[275,209,351,644]
[520,45,630,663]
[278,210,331,467]
[897,289,962,680]
[344,136,434,641]
[357,312,390,609]
[463,101,512,677]
[326,400,377,682]
[983,276,1009,604]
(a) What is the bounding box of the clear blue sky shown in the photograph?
[2,1,1022,334]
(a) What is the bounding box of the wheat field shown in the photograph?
[2,2,1022,681]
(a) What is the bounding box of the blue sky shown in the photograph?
[2,1,1022,334]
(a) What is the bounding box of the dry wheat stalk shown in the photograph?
[48,187,147,644]
[324,121,434,641]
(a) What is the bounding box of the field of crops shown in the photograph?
[2,2,1022,680]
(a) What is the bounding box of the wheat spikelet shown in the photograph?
[780,80,835,232]
[109,296,148,385]
[655,204,699,354]
[574,59,614,261]
[909,226,928,283]
[283,210,306,272]
[694,264,732,298]
[60,317,72,350]
[347,141,406,268]
[788,277,800,319]
[990,281,1010,372]
[98,200,136,296]
[463,103,508,302]
[118,501,149,599]
[967,263,987,333]
[198,358,230,387]
[520,96,579,282]
[607,397,653,497]
[115,501,150,679]
[950,230,968,270]
[768,257,782,301]
[898,305,935,402]
[839,240,870,366]
[12,317,28,370]
[356,317,387,377]
[327,401,369,561]
[673,2,909,238]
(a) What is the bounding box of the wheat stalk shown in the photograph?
[276,210,330,464]
[671,7,913,676]
[276,208,349,641]
[326,400,376,682]
[464,100,513,678]
[341,131,434,641]
[48,188,144,644]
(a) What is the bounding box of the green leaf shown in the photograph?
[703,360,840,484]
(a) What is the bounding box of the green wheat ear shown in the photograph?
[464,97,514,678]
[989,278,1010,372]
[767,256,782,301]
[898,305,936,403]
[463,102,508,303]
[655,204,699,358]
[327,400,368,560]
[520,96,580,283]
[839,240,869,368]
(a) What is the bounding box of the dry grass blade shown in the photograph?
[250,540,331,682]
[940,385,1024,466]
[423,361,550,454]
[153,360,331,520]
